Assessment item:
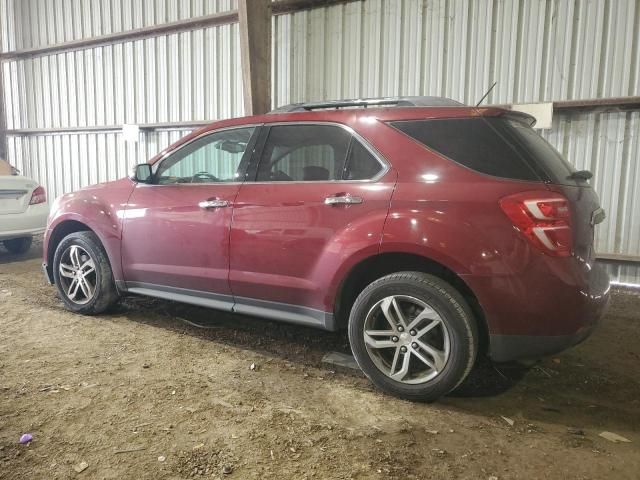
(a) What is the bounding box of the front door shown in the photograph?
[121,126,258,302]
[229,123,395,322]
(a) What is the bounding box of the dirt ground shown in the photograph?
[1,240,639,479]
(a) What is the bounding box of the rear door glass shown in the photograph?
[343,140,385,180]
[255,124,351,182]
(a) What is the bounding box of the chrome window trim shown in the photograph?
[250,120,391,184]
[149,123,263,185]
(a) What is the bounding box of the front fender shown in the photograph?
[44,179,134,281]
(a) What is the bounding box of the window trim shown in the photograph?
[149,124,263,186]
[246,121,390,184]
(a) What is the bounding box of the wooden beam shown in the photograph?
[272,0,358,14]
[495,96,640,113]
[0,11,239,61]
[596,253,640,263]
[5,120,213,135]
[0,23,6,160]
[553,96,640,112]
[0,74,6,159]
[0,1,360,62]
[238,0,272,116]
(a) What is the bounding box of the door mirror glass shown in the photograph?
[133,164,153,183]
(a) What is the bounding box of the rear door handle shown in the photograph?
[324,193,363,205]
[198,199,229,209]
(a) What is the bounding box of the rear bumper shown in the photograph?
[0,203,49,241]
[489,324,597,362]
[463,257,611,362]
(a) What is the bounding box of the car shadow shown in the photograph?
[31,269,640,434]
[0,238,43,265]
[108,294,529,399]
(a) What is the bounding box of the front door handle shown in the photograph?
[198,199,229,209]
[324,193,363,206]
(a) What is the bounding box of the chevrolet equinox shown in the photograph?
[43,97,610,401]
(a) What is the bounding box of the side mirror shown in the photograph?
[132,164,153,183]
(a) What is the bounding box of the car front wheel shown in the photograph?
[52,231,119,314]
[348,272,478,402]
[3,236,32,254]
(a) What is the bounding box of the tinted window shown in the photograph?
[256,125,351,182]
[344,140,384,180]
[504,119,578,185]
[390,118,541,181]
[156,127,255,184]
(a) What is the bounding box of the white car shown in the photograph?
[0,174,49,254]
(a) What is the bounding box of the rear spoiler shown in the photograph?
[500,110,537,128]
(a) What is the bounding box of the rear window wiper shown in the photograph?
[568,170,592,181]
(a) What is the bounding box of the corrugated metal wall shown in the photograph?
[2,0,639,283]
[272,0,638,105]
[2,0,243,197]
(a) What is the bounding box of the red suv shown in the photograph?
[43,97,610,401]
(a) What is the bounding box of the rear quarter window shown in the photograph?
[390,118,543,182]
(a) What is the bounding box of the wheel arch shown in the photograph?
[45,220,95,283]
[333,252,489,355]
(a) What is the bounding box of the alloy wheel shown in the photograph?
[363,295,451,384]
[58,245,97,305]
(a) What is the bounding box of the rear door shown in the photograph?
[229,122,395,320]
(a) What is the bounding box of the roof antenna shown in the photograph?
[475,81,497,107]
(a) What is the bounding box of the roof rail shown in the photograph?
[269,96,464,113]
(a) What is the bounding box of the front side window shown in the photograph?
[155,127,255,184]
[256,125,352,182]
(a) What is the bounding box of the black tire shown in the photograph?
[348,272,478,402]
[3,236,32,254]
[52,231,119,314]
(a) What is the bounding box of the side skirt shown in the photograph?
[118,281,336,331]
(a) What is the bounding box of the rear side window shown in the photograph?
[390,118,542,181]
[504,119,578,185]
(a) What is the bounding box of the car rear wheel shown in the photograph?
[348,272,478,402]
[3,236,32,254]
[52,231,119,314]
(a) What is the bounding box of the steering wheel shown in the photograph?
[191,171,219,183]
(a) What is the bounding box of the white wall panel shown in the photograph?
[274,0,639,105]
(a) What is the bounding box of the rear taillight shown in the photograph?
[499,191,572,257]
[29,186,46,205]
